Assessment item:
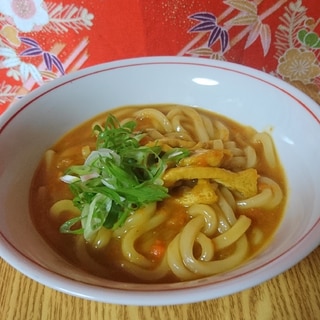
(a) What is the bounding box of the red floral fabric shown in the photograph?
[1,0,319,115]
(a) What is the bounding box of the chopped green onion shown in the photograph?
[59,114,190,240]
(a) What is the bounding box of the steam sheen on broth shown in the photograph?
[29,105,287,283]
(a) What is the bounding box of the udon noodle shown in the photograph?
[29,104,286,283]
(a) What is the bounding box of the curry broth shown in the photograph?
[29,104,287,283]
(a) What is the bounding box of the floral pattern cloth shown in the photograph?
[0,0,319,115]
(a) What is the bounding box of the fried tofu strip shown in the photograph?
[174,179,218,206]
[179,149,232,167]
[162,167,258,198]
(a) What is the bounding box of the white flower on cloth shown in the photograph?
[0,0,49,32]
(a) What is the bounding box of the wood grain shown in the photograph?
[1,246,319,320]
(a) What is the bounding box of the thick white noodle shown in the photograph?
[253,132,277,168]
[236,177,283,209]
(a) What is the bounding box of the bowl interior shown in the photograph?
[0,57,319,305]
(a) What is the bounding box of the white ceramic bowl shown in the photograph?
[0,57,319,306]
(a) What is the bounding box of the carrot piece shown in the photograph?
[149,240,166,260]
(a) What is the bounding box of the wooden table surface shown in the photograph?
[0,246,319,320]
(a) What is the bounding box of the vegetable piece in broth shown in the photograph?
[59,115,190,239]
